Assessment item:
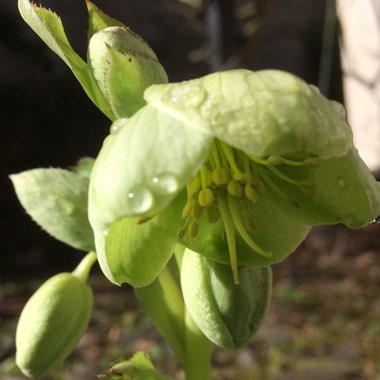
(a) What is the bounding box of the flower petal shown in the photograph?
[264,149,380,228]
[88,106,213,232]
[145,69,353,159]
[94,192,184,286]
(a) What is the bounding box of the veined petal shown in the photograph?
[145,69,353,159]
[264,148,380,228]
[88,105,213,232]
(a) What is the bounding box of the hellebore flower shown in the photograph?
[88,69,380,286]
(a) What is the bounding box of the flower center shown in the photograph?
[177,140,319,284]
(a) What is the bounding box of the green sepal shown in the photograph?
[88,27,168,118]
[145,69,353,159]
[95,192,184,287]
[180,193,310,266]
[16,272,93,378]
[10,168,94,252]
[86,0,126,40]
[88,107,212,231]
[18,0,114,120]
[98,352,169,380]
[181,249,272,349]
[265,149,380,228]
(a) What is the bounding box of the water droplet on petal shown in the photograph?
[126,186,154,213]
[337,176,347,188]
[151,174,179,195]
[110,119,127,135]
[168,84,206,108]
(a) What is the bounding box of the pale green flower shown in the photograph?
[88,69,380,286]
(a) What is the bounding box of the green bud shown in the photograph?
[181,249,272,349]
[88,26,168,118]
[16,273,93,378]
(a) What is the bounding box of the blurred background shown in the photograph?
[1,0,380,379]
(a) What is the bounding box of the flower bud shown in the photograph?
[88,26,168,118]
[16,273,93,378]
[181,249,272,349]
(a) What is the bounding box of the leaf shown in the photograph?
[99,352,169,380]
[88,27,168,118]
[10,168,94,251]
[145,69,354,159]
[86,0,126,40]
[18,0,114,120]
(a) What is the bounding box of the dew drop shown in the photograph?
[168,84,206,108]
[126,186,154,213]
[337,176,347,188]
[151,174,179,195]
[110,119,126,135]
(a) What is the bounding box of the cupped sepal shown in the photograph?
[88,106,213,232]
[16,272,93,378]
[145,69,354,159]
[93,192,185,287]
[181,248,272,349]
[263,148,380,228]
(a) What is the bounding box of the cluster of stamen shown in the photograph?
[177,140,319,284]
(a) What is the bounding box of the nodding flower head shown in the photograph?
[88,69,380,286]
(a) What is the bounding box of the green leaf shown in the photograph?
[88,106,213,231]
[18,0,114,120]
[10,168,94,251]
[99,352,169,380]
[88,27,168,118]
[145,69,353,159]
[86,0,126,40]
[94,192,184,286]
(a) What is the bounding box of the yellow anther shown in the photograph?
[245,184,257,202]
[298,180,315,192]
[191,200,202,218]
[137,215,154,224]
[182,202,193,218]
[267,156,284,166]
[188,176,201,195]
[212,168,230,185]
[233,171,245,182]
[247,172,259,186]
[227,179,243,197]
[188,220,199,238]
[198,188,215,207]
[206,207,220,223]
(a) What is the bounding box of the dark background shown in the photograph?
[0,0,334,279]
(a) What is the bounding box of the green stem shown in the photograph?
[184,310,214,380]
[72,251,97,282]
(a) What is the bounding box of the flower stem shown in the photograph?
[72,251,97,282]
[183,310,214,380]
